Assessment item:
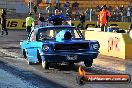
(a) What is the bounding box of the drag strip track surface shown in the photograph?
[0,57,67,88]
[0,30,132,88]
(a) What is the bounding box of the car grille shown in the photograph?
[54,43,89,51]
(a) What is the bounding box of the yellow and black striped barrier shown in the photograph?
[0,19,131,30]
[6,19,26,29]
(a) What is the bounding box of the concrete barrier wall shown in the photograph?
[72,21,131,30]
[123,34,132,59]
[84,31,132,59]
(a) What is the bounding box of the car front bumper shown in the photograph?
[40,51,99,62]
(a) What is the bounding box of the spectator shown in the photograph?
[127,7,131,22]
[28,0,34,9]
[45,0,51,4]
[54,0,60,10]
[46,4,54,17]
[72,9,76,20]
[80,12,85,30]
[108,5,113,12]
[39,13,45,22]
[26,13,34,36]
[91,9,96,17]
[98,4,111,32]
[117,13,122,22]
[54,0,59,4]
[63,1,70,10]
[72,1,79,11]
[130,7,132,22]
[38,13,46,26]
[96,5,100,12]
[1,9,8,35]
[75,9,80,20]
[97,14,100,28]
[114,6,120,14]
[85,8,90,20]
[48,9,67,25]
[33,5,37,14]
[66,7,72,20]
[110,12,116,22]
[120,5,124,12]
[60,8,66,17]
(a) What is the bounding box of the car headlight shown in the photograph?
[43,45,50,51]
[92,44,99,50]
[20,42,22,46]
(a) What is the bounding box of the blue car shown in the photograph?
[20,25,100,69]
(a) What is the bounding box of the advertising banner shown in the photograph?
[6,19,26,29]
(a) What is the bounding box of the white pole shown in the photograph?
[90,9,92,22]
[89,0,92,22]
[30,0,32,13]
[5,1,6,9]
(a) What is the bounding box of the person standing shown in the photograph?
[46,4,54,17]
[99,5,111,32]
[38,13,46,26]
[80,12,85,30]
[127,7,131,22]
[48,9,67,25]
[66,7,72,20]
[26,13,34,36]
[45,0,51,4]
[1,9,8,35]
[54,0,60,10]
[85,8,90,21]
[33,5,38,14]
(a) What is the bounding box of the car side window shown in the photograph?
[29,31,36,41]
[38,30,54,40]
[74,30,80,38]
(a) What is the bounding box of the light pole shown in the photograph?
[5,0,6,9]
[89,0,92,22]
[29,0,32,13]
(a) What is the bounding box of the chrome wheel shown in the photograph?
[42,61,49,69]
[27,60,33,65]
[84,60,93,67]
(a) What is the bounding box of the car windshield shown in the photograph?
[38,27,83,41]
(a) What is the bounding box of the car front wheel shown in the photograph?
[27,60,33,65]
[84,59,93,67]
[42,61,49,69]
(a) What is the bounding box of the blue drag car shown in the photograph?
[20,25,100,69]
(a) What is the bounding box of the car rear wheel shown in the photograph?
[42,61,49,69]
[84,59,93,67]
[37,51,42,63]
[23,50,27,59]
[27,60,33,65]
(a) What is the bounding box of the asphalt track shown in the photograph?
[0,30,132,88]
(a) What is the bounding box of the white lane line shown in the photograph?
[0,48,24,61]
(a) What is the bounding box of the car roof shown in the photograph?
[33,25,76,31]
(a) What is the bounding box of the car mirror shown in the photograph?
[27,40,31,42]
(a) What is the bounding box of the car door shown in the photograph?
[26,30,38,60]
